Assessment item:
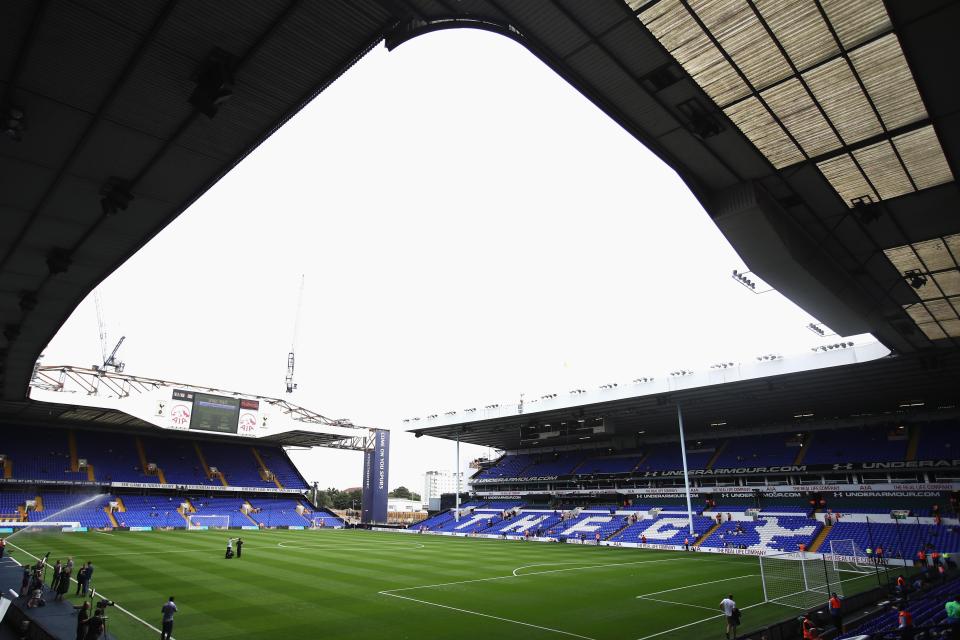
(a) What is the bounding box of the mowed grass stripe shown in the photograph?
[4,529,868,640]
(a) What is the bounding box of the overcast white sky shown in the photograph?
[41,30,869,493]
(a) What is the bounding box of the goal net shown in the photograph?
[828,539,874,574]
[759,552,843,610]
[187,514,230,530]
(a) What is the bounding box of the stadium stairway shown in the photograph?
[251,447,284,490]
[86,464,95,481]
[809,521,833,552]
[34,495,43,512]
[705,441,728,470]
[694,522,722,547]
[906,425,921,461]
[104,507,118,527]
[194,442,228,487]
[607,519,634,540]
[568,457,589,475]
[135,436,167,483]
[3,458,11,478]
[177,499,195,526]
[631,451,650,474]
[68,430,79,471]
[793,433,812,465]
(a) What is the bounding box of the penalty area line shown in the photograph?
[636,574,757,598]
[389,556,720,594]
[379,590,597,640]
[6,540,173,640]
[635,596,717,612]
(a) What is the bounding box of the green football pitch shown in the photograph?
[5,529,881,639]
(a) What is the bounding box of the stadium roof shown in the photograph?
[15,365,373,449]
[410,348,960,449]
[1,0,958,420]
[0,396,364,448]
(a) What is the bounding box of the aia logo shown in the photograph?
[171,404,190,426]
[239,412,256,432]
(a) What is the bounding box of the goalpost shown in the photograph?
[187,514,230,530]
[759,552,844,610]
[828,539,874,574]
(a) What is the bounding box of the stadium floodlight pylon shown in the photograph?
[187,514,230,530]
[829,539,874,574]
[759,551,843,610]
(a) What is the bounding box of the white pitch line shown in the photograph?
[635,596,718,612]
[635,601,767,640]
[276,540,426,551]
[385,556,723,594]
[380,590,598,640]
[636,574,757,598]
[6,540,173,640]
[512,561,609,577]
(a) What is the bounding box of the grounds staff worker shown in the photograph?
[160,596,177,640]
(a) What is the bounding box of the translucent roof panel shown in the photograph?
[934,273,960,298]
[690,0,793,92]
[885,234,960,341]
[819,0,891,49]
[641,0,750,105]
[762,77,841,157]
[724,97,804,168]
[803,58,883,146]
[816,153,878,206]
[849,34,928,131]
[632,0,953,205]
[914,237,957,272]
[755,0,838,70]
[893,126,955,191]
[851,140,914,201]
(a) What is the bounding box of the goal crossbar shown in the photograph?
[187,514,230,530]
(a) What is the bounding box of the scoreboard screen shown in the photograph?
[189,392,241,434]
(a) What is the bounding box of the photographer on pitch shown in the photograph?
[75,601,90,640]
[86,603,106,640]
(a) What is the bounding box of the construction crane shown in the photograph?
[285,275,305,394]
[93,291,126,373]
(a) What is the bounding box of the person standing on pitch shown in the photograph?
[75,564,89,596]
[55,566,71,601]
[82,562,94,596]
[720,594,738,640]
[236,537,243,558]
[225,537,234,559]
[51,559,62,592]
[76,561,93,597]
[160,596,177,640]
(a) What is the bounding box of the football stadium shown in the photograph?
[2,0,960,639]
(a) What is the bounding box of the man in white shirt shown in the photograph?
[720,594,737,639]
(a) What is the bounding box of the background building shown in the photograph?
[423,470,465,511]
